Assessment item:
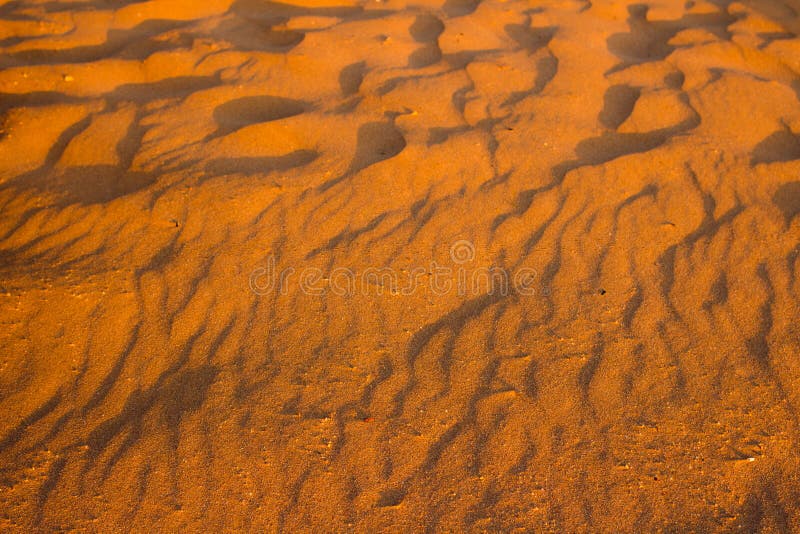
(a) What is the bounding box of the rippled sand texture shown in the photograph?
[1,0,800,531]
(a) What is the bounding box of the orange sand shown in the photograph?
[1,0,800,531]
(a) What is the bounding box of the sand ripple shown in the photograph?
[1,0,800,530]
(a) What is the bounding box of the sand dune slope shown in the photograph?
[1,0,800,531]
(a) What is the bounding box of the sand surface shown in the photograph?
[1,0,800,531]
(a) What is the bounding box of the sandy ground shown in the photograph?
[1,0,800,531]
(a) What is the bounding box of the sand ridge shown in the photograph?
[0,0,800,531]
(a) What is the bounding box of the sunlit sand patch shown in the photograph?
[1,0,800,531]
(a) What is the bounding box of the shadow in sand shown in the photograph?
[772,181,800,225]
[206,96,308,140]
[318,121,406,191]
[752,129,800,165]
[204,149,318,176]
[5,165,155,206]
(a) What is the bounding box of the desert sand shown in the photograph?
[1,0,800,531]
